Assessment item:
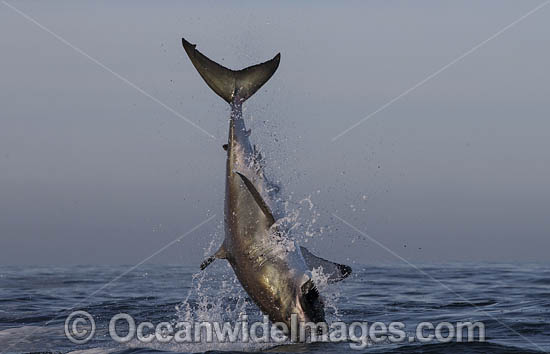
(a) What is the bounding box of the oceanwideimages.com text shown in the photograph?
[65,311,485,349]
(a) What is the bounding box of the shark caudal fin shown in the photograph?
[182,38,280,104]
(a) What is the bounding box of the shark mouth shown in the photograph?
[299,279,325,324]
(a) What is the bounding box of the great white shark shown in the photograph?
[182,38,351,328]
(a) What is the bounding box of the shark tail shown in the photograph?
[182,38,280,104]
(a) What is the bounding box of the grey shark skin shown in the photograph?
[182,38,351,328]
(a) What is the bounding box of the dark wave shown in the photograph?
[370,341,545,354]
[1,264,549,353]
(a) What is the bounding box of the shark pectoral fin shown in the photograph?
[300,246,352,283]
[200,255,216,270]
[235,172,276,226]
[200,245,227,270]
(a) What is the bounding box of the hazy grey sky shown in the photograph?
[1,1,549,265]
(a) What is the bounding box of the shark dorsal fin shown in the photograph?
[235,171,275,226]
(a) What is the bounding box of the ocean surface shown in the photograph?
[0,263,549,354]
